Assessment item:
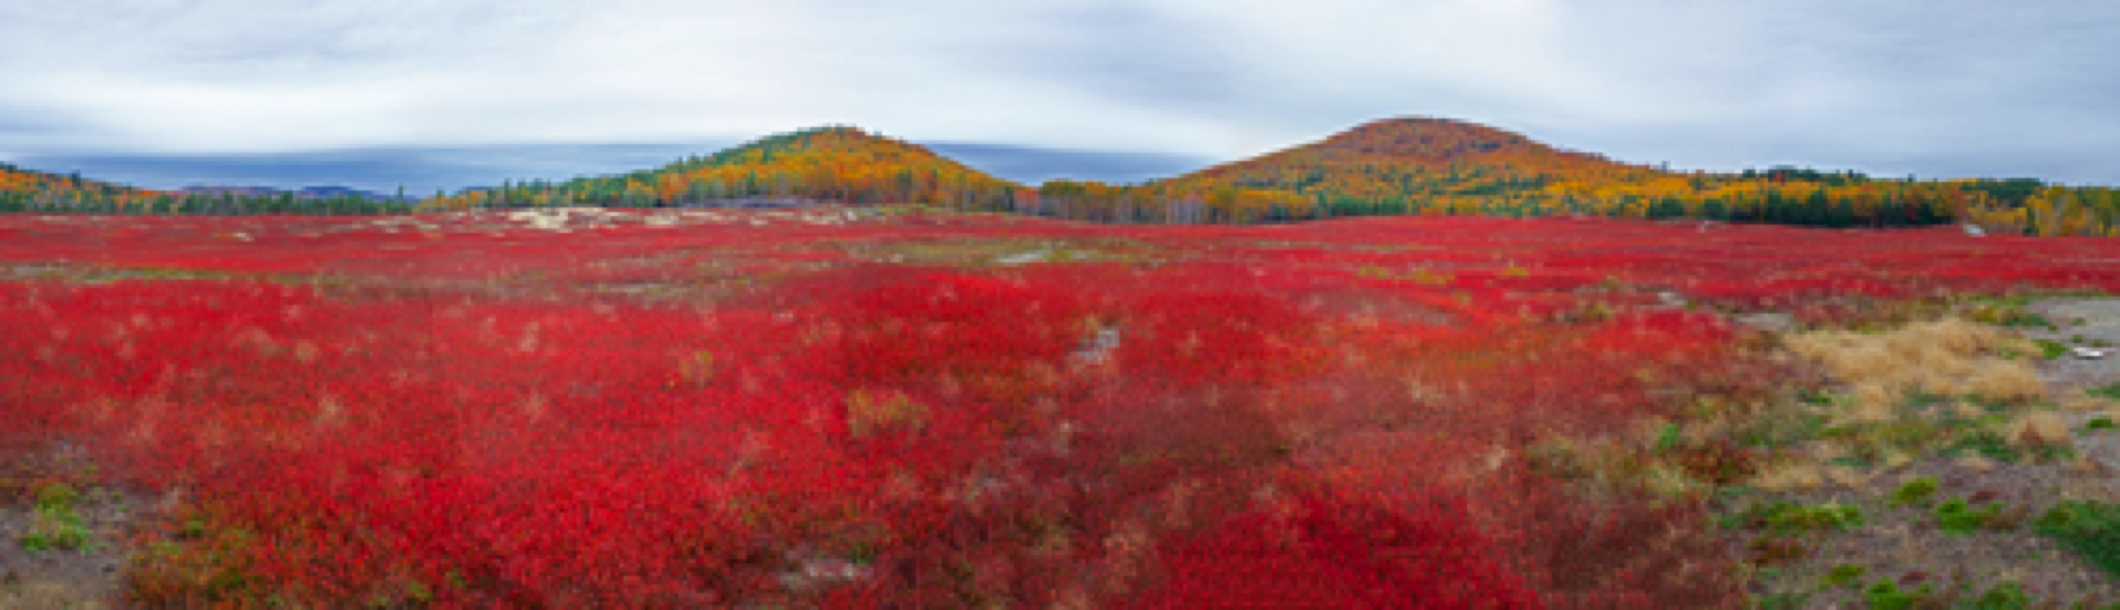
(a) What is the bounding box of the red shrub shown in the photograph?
[1132,484,1541,609]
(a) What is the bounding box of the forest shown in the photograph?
[4,118,2116,237]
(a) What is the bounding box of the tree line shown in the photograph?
[5,124,2116,237]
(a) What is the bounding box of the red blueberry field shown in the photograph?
[4,205,2119,608]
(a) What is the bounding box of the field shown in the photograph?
[4,204,2120,608]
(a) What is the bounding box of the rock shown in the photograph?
[776,554,875,594]
[1072,327,1122,365]
[1732,312,1796,334]
[996,250,1051,266]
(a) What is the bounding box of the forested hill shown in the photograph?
[1128,116,1667,217]
[1023,116,2116,235]
[0,161,171,214]
[461,126,1028,211]
[1172,116,1643,178]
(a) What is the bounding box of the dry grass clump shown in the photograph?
[2006,409,2074,450]
[1749,461,1824,493]
[1697,312,2084,500]
[1964,365,2048,404]
[1784,316,2046,411]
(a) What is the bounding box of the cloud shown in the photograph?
[8,142,735,195]
[1,0,2116,185]
[12,140,1207,194]
[925,142,1213,186]
[0,104,106,159]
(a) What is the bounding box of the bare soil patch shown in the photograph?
[0,443,148,610]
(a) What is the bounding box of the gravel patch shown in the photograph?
[2020,297,2120,395]
[1717,443,2120,608]
[0,444,144,609]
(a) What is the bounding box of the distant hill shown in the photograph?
[1,161,414,214]
[177,185,410,201]
[448,126,1028,212]
[1176,116,1637,174]
[1116,116,1670,220]
[1029,117,2046,230]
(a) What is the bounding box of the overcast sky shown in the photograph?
[2,0,2115,193]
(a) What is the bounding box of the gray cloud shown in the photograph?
[7,142,730,195]
[1,0,2115,186]
[925,142,1213,186]
[10,141,1209,194]
[942,3,1237,115]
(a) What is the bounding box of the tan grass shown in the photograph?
[1966,360,2047,403]
[1997,334,2046,359]
[1904,317,1994,357]
[1881,450,1915,471]
[1952,402,1988,420]
[1786,316,2046,408]
[1823,465,1872,490]
[1748,460,1824,493]
[2006,410,2074,449]
[1836,387,1899,425]
[1641,463,1710,499]
[1957,455,1998,473]
[1934,358,1981,389]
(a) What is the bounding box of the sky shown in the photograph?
[1,0,2116,194]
